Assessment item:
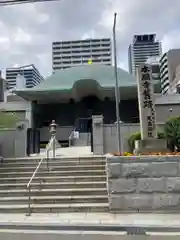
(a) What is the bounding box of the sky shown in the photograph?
[0,0,180,78]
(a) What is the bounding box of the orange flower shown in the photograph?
[112,151,180,156]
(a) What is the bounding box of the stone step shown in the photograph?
[0,195,108,204]
[0,181,106,190]
[0,169,106,178]
[0,165,105,172]
[0,188,107,197]
[0,203,109,213]
[0,175,106,183]
[4,156,105,163]
[73,140,89,147]
[1,160,106,167]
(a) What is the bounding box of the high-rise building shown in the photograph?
[0,71,7,102]
[160,49,180,94]
[52,38,112,72]
[145,56,161,93]
[168,64,180,94]
[146,56,161,80]
[128,34,162,76]
[6,64,44,89]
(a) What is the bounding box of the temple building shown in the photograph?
[8,64,160,144]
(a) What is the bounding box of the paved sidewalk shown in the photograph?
[31,146,94,158]
[1,213,180,227]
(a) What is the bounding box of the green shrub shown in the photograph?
[0,111,21,128]
[157,131,165,139]
[164,116,180,151]
[128,132,141,152]
[128,131,165,153]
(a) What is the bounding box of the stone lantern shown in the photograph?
[50,120,57,137]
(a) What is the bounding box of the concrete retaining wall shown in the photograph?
[0,230,177,239]
[0,121,28,158]
[40,126,73,142]
[92,115,164,154]
[0,231,161,240]
[107,156,180,212]
[103,124,140,153]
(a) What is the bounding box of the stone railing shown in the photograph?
[106,156,180,212]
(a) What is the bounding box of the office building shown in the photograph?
[6,64,44,89]
[146,56,161,80]
[128,34,162,75]
[168,64,180,94]
[145,56,161,93]
[0,71,7,102]
[160,49,180,94]
[52,38,112,72]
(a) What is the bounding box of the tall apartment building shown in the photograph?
[128,34,162,75]
[6,64,44,89]
[52,38,112,72]
[160,49,180,94]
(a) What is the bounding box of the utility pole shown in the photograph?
[0,0,60,6]
[113,12,121,153]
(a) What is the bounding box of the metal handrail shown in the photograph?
[69,131,74,147]
[26,135,56,216]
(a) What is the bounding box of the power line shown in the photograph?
[0,0,61,6]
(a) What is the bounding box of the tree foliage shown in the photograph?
[164,116,180,151]
[0,111,21,128]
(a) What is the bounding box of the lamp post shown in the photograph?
[113,12,121,153]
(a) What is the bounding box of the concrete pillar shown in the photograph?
[31,101,37,129]
[25,103,32,128]
[92,115,104,155]
[14,120,29,157]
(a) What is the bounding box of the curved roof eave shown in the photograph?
[13,65,137,101]
[32,65,137,91]
[13,82,137,95]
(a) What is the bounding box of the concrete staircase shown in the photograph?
[0,156,108,213]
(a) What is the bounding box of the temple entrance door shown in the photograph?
[74,117,93,152]
[81,96,101,117]
[79,96,100,152]
[27,128,40,156]
[87,118,93,152]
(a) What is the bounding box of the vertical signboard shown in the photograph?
[137,64,156,140]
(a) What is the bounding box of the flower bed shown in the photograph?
[112,152,180,156]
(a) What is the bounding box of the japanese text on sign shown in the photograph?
[140,65,155,138]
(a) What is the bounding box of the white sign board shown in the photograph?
[136,64,156,140]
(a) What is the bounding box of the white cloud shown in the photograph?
[82,29,96,40]
[162,30,180,53]
[14,28,32,43]
[11,63,20,67]
[38,13,49,23]
[0,0,179,76]
[0,36,9,45]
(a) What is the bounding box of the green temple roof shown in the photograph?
[13,65,138,101]
[17,65,136,92]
